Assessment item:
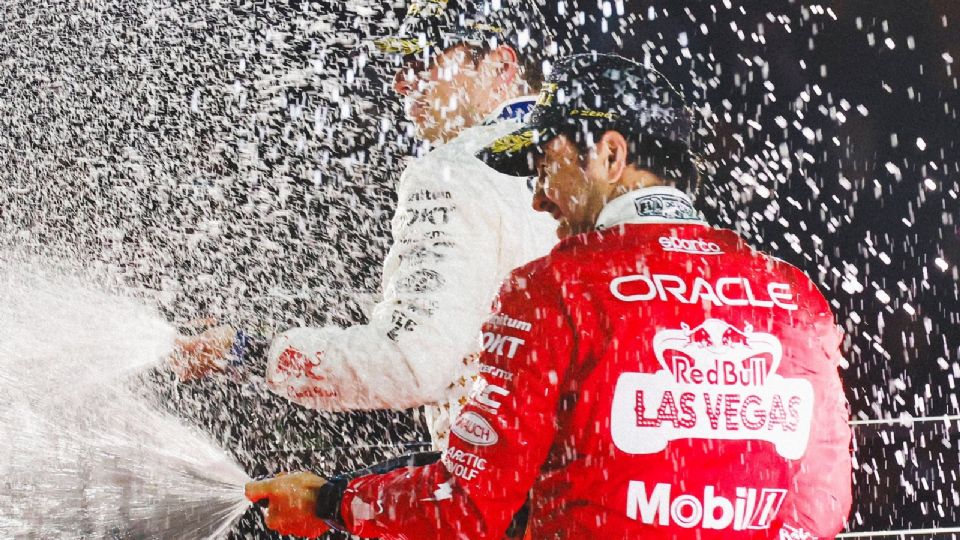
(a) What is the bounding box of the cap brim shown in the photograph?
[372,31,479,57]
[476,126,558,177]
[372,36,434,56]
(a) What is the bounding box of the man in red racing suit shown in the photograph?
[246,54,852,540]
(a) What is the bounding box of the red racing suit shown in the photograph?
[334,188,852,539]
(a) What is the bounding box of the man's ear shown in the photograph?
[600,130,629,183]
[484,45,519,85]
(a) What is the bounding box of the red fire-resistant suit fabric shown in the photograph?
[339,221,852,539]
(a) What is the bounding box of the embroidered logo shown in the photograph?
[407,0,448,17]
[536,82,558,106]
[489,129,536,154]
[633,194,700,221]
[373,37,434,55]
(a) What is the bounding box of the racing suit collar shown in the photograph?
[481,95,538,126]
[595,186,705,230]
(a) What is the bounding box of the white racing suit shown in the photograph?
[265,97,556,449]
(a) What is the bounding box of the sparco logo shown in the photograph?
[659,236,723,255]
[452,412,498,446]
[610,319,814,459]
[627,482,786,530]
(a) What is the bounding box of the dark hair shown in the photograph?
[515,51,544,90]
[560,125,698,194]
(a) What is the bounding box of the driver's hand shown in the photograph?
[246,472,331,538]
[168,321,236,382]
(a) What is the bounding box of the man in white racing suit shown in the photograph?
[170,0,556,452]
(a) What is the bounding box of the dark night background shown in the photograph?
[567,2,960,532]
[1,0,959,537]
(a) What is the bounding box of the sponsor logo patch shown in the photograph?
[403,205,451,227]
[274,347,312,379]
[452,411,499,446]
[288,385,339,400]
[386,309,418,341]
[569,108,618,120]
[627,481,786,530]
[610,319,814,460]
[487,313,532,332]
[396,268,445,293]
[443,448,488,481]
[481,332,525,358]
[470,379,510,411]
[634,194,700,221]
[271,348,338,400]
[406,190,452,202]
[658,236,724,255]
[610,274,798,311]
[478,363,514,381]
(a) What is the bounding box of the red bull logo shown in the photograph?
[611,319,814,460]
[722,326,749,345]
[275,347,312,379]
[687,327,712,346]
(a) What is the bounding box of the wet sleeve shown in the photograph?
[778,289,853,537]
[335,272,574,539]
[263,179,504,411]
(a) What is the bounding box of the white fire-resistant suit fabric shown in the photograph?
[265,103,556,449]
